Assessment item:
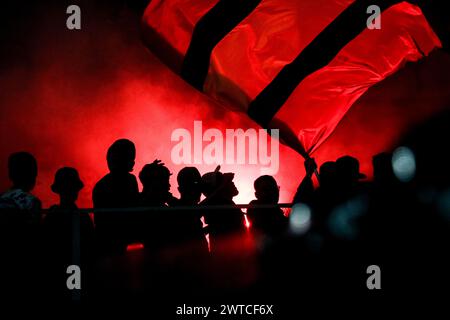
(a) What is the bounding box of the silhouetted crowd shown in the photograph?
[1,111,450,304]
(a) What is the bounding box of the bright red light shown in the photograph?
[2,1,447,212]
[244,214,251,229]
[126,243,144,251]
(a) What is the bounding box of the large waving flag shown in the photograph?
[141,0,442,156]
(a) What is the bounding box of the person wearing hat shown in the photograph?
[136,160,175,250]
[45,167,94,243]
[43,167,94,299]
[336,156,366,181]
[50,167,84,208]
[335,155,367,202]
[200,166,245,253]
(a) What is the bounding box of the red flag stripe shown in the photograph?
[142,0,442,154]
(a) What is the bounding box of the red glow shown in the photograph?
[244,214,251,229]
[143,0,441,153]
[0,4,449,209]
[126,243,144,252]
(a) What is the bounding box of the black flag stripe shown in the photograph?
[247,0,402,127]
[181,0,263,91]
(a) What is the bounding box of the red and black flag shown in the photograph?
[141,0,443,156]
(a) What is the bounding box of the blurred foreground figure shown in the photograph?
[361,109,450,292]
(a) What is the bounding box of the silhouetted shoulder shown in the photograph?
[0,189,41,211]
[93,173,139,208]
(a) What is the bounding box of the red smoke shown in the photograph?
[0,3,449,208]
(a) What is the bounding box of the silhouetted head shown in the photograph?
[254,175,279,204]
[319,161,337,188]
[107,139,136,173]
[51,167,84,204]
[336,155,366,184]
[139,162,172,203]
[372,152,395,184]
[8,152,38,192]
[177,167,202,204]
[201,169,238,200]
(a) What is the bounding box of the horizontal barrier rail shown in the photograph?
[38,203,294,213]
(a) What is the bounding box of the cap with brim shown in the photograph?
[51,167,84,194]
[336,156,366,180]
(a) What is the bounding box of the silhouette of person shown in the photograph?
[247,175,287,237]
[176,167,203,205]
[372,152,397,188]
[386,110,450,291]
[169,167,208,253]
[137,160,174,250]
[292,160,339,254]
[164,167,209,296]
[43,167,94,299]
[139,160,173,207]
[335,155,367,202]
[0,152,41,221]
[200,166,245,252]
[92,139,139,254]
[0,152,41,298]
[317,161,338,191]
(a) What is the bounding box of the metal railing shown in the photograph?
[40,203,294,214]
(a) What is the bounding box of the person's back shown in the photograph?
[44,205,94,258]
[247,175,287,237]
[44,168,94,258]
[43,167,94,299]
[93,172,139,209]
[93,139,139,254]
[0,152,41,225]
[44,205,94,298]
[0,152,41,299]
